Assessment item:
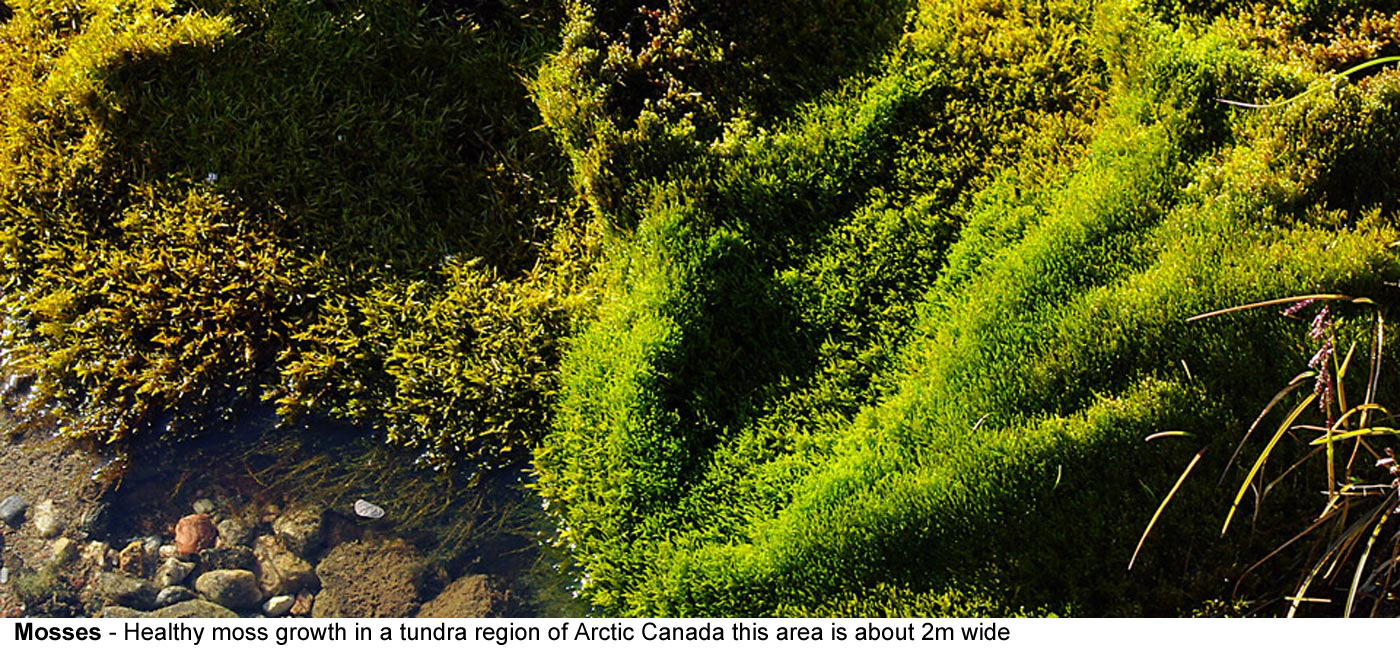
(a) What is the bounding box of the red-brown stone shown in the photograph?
[174,513,217,556]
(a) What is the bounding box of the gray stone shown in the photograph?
[151,599,238,618]
[82,541,112,570]
[49,537,78,566]
[0,495,27,526]
[154,585,197,608]
[262,594,294,617]
[95,571,158,610]
[142,535,163,557]
[76,502,110,538]
[31,499,62,538]
[198,545,257,572]
[97,606,148,618]
[192,498,216,515]
[352,499,384,519]
[217,517,253,548]
[272,504,325,557]
[195,569,262,609]
[253,534,316,596]
[155,557,194,586]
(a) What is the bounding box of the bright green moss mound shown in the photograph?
[535,0,1400,615]
[0,0,586,466]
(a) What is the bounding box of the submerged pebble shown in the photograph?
[0,495,27,526]
[352,499,384,519]
[31,499,63,538]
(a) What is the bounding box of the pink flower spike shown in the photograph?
[1281,298,1316,317]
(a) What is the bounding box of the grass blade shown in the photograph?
[1307,425,1400,446]
[1221,374,1311,484]
[1129,447,1206,571]
[1345,500,1394,618]
[1224,392,1315,536]
[1187,294,1355,323]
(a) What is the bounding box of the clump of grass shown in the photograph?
[1135,294,1400,616]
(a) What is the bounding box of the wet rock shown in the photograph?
[217,517,253,548]
[321,512,365,549]
[155,558,194,587]
[417,574,514,618]
[142,535,163,558]
[158,544,177,560]
[313,539,422,617]
[198,545,257,572]
[174,514,217,556]
[253,534,316,596]
[289,589,314,617]
[95,571,158,610]
[76,502,110,539]
[0,495,27,526]
[118,540,146,577]
[82,541,112,570]
[352,499,384,519]
[192,498,216,515]
[98,606,148,618]
[195,569,261,610]
[31,499,62,538]
[152,599,238,618]
[49,537,78,566]
[273,504,325,557]
[154,586,197,608]
[263,594,294,617]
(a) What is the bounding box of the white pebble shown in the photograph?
[263,595,295,617]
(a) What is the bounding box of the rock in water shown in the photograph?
[154,586,197,608]
[49,537,78,566]
[198,545,258,572]
[289,590,314,617]
[352,499,384,519]
[95,571,158,610]
[76,502,111,539]
[151,600,238,618]
[0,495,27,526]
[155,558,194,587]
[216,518,253,548]
[263,594,295,617]
[313,539,422,617]
[272,504,325,557]
[31,499,62,538]
[417,574,514,617]
[174,514,217,556]
[254,534,316,596]
[82,541,112,570]
[194,569,262,609]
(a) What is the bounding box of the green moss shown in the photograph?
[535,0,1400,615]
[0,0,588,466]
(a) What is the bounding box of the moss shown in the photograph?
[534,0,1400,615]
[0,0,589,465]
